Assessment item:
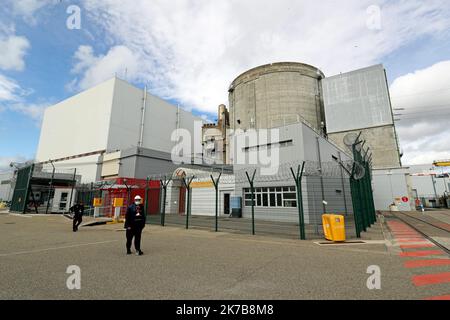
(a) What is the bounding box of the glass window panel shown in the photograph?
[284,200,297,208]
[262,193,268,207]
[283,193,297,200]
[277,194,282,206]
[270,193,276,207]
[257,194,262,206]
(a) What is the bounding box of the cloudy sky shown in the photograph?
[0,0,449,171]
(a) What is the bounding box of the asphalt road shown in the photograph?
[0,211,447,300]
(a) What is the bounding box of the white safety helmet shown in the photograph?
[134,195,142,204]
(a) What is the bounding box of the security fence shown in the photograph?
[71,159,369,240]
[14,130,376,241]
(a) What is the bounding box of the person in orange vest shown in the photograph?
[124,195,146,255]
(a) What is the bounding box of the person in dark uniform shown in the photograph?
[70,201,85,232]
[125,195,146,255]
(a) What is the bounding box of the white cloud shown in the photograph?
[10,0,54,24]
[78,0,450,113]
[9,101,48,123]
[390,60,450,165]
[0,22,30,72]
[0,74,22,101]
[0,35,30,71]
[0,155,28,172]
[70,45,140,91]
[0,73,48,123]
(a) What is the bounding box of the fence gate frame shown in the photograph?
[10,164,34,213]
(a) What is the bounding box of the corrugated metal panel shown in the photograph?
[191,188,215,216]
[323,65,393,133]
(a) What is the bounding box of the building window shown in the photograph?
[243,186,297,208]
[59,192,69,210]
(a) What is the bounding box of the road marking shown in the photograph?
[424,295,450,300]
[412,272,450,286]
[8,214,32,218]
[404,259,450,268]
[400,250,445,257]
[0,240,119,257]
[396,239,426,243]
[400,244,435,249]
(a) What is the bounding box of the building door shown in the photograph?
[179,187,186,215]
[224,193,230,215]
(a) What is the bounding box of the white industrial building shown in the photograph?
[0,172,13,202]
[36,77,203,183]
[232,121,353,223]
[10,61,433,218]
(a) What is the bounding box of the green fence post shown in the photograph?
[162,184,167,226]
[183,176,194,230]
[68,168,77,211]
[245,170,257,236]
[350,162,362,238]
[160,176,171,227]
[291,161,306,240]
[145,177,149,217]
[367,161,376,224]
[23,164,35,214]
[45,165,55,214]
[186,185,190,230]
[211,173,222,232]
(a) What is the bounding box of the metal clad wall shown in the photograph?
[109,79,203,155]
[373,171,412,211]
[36,79,115,163]
[190,187,215,216]
[323,64,393,133]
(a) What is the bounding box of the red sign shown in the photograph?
[402,197,409,203]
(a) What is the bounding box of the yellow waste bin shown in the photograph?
[322,214,346,242]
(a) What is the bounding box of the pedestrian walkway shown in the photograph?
[386,219,450,300]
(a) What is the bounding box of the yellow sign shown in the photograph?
[191,181,214,189]
[113,198,124,207]
[93,198,103,207]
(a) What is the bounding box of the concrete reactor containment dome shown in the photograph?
[228,62,326,132]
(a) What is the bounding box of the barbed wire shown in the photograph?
[74,160,358,191]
